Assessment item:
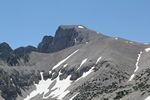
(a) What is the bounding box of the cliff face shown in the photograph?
[0,42,13,61]
[0,25,99,66]
[37,35,54,53]
[37,25,99,53]
[0,25,150,100]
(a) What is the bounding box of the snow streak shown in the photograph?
[52,49,79,70]
[77,58,88,70]
[24,53,103,100]
[76,56,102,82]
[69,93,79,100]
[134,51,142,72]
[128,51,143,81]
[96,56,102,64]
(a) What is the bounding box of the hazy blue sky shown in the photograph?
[0,0,150,49]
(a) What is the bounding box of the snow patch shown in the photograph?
[52,49,79,70]
[10,78,15,87]
[145,96,150,100]
[76,67,94,82]
[25,50,80,100]
[49,74,72,100]
[40,72,44,80]
[76,56,102,81]
[49,71,52,74]
[78,25,84,28]
[96,56,102,64]
[10,78,13,81]
[115,37,118,40]
[25,71,73,100]
[82,69,93,78]
[74,38,77,44]
[128,51,143,81]
[24,72,54,100]
[145,48,150,52]
[134,51,142,72]
[128,74,135,81]
[69,93,79,100]
[77,58,88,70]
[63,64,68,68]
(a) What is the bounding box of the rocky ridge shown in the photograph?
[0,25,150,100]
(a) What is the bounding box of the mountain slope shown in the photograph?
[0,25,150,100]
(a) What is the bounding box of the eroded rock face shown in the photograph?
[53,26,77,51]
[0,68,31,100]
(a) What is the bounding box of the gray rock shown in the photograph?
[0,42,13,61]
[37,36,54,53]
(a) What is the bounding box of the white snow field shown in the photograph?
[25,50,79,100]
[25,53,103,100]
[24,72,54,100]
[145,96,150,100]
[52,49,79,70]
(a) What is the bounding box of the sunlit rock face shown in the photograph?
[0,25,150,100]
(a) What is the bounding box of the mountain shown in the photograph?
[0,25,150,100]
[37,25,99,53]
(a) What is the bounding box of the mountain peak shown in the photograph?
[0,42,12,51]
[58,25,86,30]
[37,25,100,53]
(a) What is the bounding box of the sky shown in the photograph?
[0,0,150,49]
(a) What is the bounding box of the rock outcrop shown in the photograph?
[0,42,13,61]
